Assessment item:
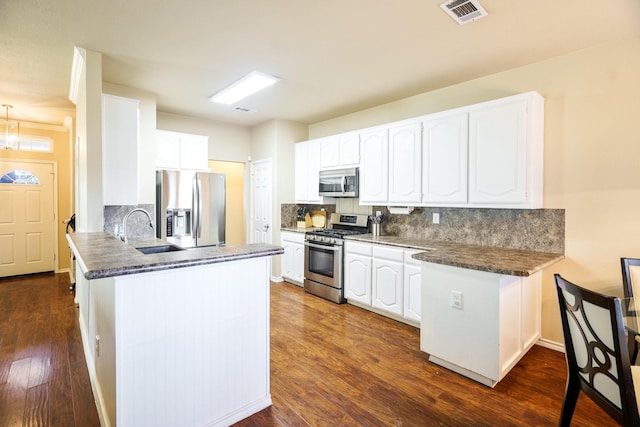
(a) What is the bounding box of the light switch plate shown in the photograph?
[432,213,440,224]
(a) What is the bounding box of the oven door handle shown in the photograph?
[304,241,341,252]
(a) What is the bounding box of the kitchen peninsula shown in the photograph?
[67,232,283,427]
[411,242,562,388]
[342,233,563,388]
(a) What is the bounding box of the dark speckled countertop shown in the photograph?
[345,234,563,277]
[68,232,284,280]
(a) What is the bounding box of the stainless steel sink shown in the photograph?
[136,245,184,254]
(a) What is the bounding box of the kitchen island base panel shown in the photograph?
[428,356,497,388]
[420,262,541,387]
[80,257,272,427]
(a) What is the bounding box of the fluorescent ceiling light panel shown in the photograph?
[209,71,280,104]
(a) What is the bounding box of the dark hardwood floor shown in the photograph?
[0,273,615,427]
[240,281,616,427]
[0,272,99,427]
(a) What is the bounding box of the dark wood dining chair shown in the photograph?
[621,257,640,363]
[555,274,640,426]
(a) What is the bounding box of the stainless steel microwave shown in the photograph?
[319,167,359,197]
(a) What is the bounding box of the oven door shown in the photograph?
[304,240,342,288]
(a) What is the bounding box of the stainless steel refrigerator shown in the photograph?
[156,169,226,248]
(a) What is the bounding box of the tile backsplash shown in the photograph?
[281,203,565,254]
[104,204,156,239]
[376,206,564,254]
[281,204,336,228]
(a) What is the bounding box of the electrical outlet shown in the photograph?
[432,213,440,224]
[451,291,463,309]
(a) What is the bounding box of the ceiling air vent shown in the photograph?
[440,0,488,25]
[234,106,256,113]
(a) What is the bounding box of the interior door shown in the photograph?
[0,160,55,277]
[251,159,272,244]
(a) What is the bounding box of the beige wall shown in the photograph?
[309,36,640,345]
[208,160,245,246]
[0,123,73,272]
[250,119,308,277]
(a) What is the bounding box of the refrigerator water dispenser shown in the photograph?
[166,209,191,237]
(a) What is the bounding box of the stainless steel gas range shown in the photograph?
[304,213,369,304]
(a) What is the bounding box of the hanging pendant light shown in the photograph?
[2,104,20,150]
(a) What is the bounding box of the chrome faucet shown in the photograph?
[122,208,154,244]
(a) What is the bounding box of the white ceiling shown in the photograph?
[1,0,640,128]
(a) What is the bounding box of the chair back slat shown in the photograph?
[555,274,640,425]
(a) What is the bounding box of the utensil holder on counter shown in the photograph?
[372,223,380,237]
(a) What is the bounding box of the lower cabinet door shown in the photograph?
[292,243,305,284]
[403,263,422,322]
[372,258,403,316]
[345,253,372,305]
[281,240,295,281]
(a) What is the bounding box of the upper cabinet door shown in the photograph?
[156,130,209,171]
[179,134,209,171]
[422,112,468,204]
[468,98,529,206]
[294,142,308,202]
[319,136,340,169]
[156,131,181,169]
[339,132,360,167]
[359,128,389,204]
[306,140,322,202]
[319,133,360,170]
[103,94,140,205]
[388,122,422,204]
[295,140,331,204]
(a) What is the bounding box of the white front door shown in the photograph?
[0,160,55,277]
[250,159,272,244]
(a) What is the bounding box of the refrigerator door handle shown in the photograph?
[192,175,200,241]
[196,175,203,239]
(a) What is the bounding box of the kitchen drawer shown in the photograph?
[282,231,305,243]
[373,245,404,262]
[345,241,372,256]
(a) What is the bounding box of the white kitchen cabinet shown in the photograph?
[314,91,544,209]
[319,136,340,169]
[156,131,181,169]
[179,133,209,170]
[359,128,389,204]
[388,122,422,205]
[295,140,335,204]
[422,111,468,204]
[403,250,422,323]
[156,129,209,171]
[360,122,422,206]
[344,241,372,305]
[320,133,361,170]
[345,241,422,326]
[468,92,543,208]
[372,245,404,316]
[420,262,542,387]
[339,132,361,167]
[102,94,140,205]
[281,231,305,285]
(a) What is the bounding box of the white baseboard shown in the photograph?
[271,275,283,283]
[536,338,565,353]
